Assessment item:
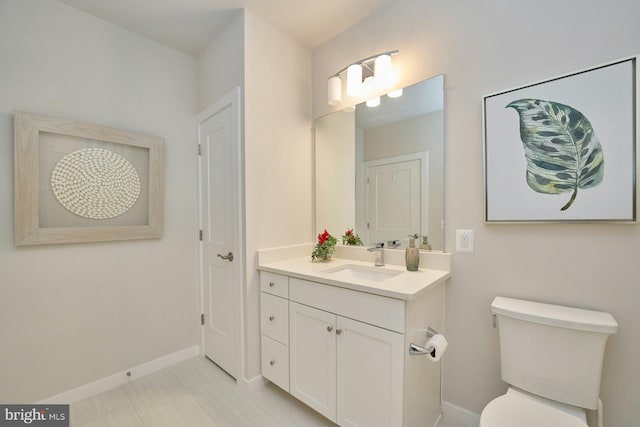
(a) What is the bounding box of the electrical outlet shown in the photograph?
[456,229,474,252]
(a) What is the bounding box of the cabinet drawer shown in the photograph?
[289,278,405,333]
[260,272,289,298]
[260,292,289,345]
[261,335,289,392]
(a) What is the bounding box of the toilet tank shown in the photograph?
[491,297,617,410]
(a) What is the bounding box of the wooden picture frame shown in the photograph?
[483,56,638,223]
[14,112,164,245]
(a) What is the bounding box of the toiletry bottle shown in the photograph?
[405,234,419,271]
[420,235,432,251]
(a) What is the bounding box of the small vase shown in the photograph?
[405,234,420,271]
[311,240,336,262]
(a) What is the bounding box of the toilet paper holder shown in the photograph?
[409,326,439,356]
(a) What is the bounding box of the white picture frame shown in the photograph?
[483,56,638,222]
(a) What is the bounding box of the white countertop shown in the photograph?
[258,255,450,300]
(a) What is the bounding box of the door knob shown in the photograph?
[217,252,234,262]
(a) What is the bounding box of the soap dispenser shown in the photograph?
[420,235,432,251]
[405,234,420,271]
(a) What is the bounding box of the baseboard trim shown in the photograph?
[442,400,480,427]
[38,345,201,404]
[241,373,268,392]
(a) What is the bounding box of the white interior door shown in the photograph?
[198,88,241,379]
[366,157,423,245]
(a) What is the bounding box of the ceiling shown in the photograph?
[58,0,397,56]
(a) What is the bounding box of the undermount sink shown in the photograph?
[323,264,403,282]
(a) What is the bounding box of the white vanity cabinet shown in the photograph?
[260,272,290,392]
[259,270,445,427]
[290,301,404,425]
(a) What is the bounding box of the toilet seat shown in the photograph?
[480,388,587,427]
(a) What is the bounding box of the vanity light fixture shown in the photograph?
[363,77,380,107]
[346,63,363,97]
[366,97,381,107]
[327,50,399,106]
[328,75,342,105]
[374,54,393,87]
[387,88,403,98]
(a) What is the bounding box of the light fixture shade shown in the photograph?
[327,75,342,106]
[363,75,375,91]
[346,63,363,97]
[363,76,378,107]
[374,54,393,88]
[387,88,403,98]
[366,96,380,107]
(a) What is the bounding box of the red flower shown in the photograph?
[311,229,337,261]
[318,229,330,245]
[345,228,353,236]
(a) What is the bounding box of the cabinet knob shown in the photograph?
[268,315,275,321]
[269,360,275,366]
[336,329,343,335]
[269,282,275,287]
[327,326,333,332]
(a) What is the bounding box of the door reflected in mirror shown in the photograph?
[315,75,444,251]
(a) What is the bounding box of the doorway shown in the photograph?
[197,87,243,379]
[364,152,428,246]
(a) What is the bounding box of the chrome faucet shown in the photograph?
[367,242,385,266]
[387,240,401,248]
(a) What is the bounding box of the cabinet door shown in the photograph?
[289,302,337,421]
[337,316,405,427]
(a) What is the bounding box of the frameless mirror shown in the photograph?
[315,75,444,250]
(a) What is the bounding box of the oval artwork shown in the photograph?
[51,148,141,219]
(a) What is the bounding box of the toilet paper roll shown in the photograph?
[426,334,448,362]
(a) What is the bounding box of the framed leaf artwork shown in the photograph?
[483,56,638,222]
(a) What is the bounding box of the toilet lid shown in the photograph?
[480,389,587,427]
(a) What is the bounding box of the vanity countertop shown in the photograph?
[258,256,450,301]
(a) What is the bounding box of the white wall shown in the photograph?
[363,112,442,161]
[196,11,244,112]
[312,0,640,424]
[315,110,355,236]
[159,6,314,384]
[243,9,312,379]
[0,0,198,402]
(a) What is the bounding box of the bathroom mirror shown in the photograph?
[315,75,444,250]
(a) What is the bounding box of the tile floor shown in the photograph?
[71,356,457,426]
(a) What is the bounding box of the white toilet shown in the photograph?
[480,296,618,427]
